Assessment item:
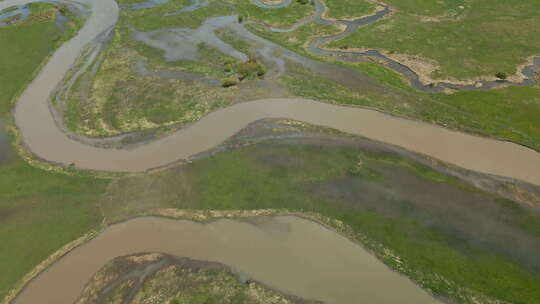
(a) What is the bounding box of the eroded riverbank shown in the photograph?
[13,216,441,304]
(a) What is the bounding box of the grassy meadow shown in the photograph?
[0,2,79,114]
[322,0,375,20]
[0,3,109,299]
[329,0,540,80]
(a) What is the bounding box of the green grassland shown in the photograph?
[63,36,240,136]
[234,0,314,27]
[0,4,108,299]
[3,119,540,304]
[0,144,108,300]
[61,0,540,151]
[63,28,285,136]
[62,0,303,136]
[121,0,313,30]
[0,2,80,114]
[322,0,375,20]
[329,0,540,80]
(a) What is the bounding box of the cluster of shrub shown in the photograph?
[495,71,507,80]
[221,57,267,87]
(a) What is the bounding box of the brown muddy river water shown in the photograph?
[2,0,540,185]
[13,216,440,304]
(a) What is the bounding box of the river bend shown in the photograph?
[1,0,539,185]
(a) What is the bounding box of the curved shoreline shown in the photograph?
[1,0,539,184]
[251,0,540,92]
[1,0,539,302]
[11,213,441,304]
[14,95,540,185]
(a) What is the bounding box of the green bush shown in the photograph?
[237,59,266,80]
[495,72,508,80]
[221,77,238,87]
[223,57,235,65]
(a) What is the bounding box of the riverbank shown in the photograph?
[2,0,540,303]
[12,214,441,304]
[0,4,110,299]
[0,1,82,115]
[3,118,540,304]
[50,0,540,156]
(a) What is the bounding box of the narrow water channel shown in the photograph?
[252,0,540,92]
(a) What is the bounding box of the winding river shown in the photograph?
[1,0,540,302]
[1,0,540,185]
[12,216,441,304]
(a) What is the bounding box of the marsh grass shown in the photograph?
[0,3,65,115]
[0,150,108,300]
[329,0,540,80]
[63,26,265,135]
[232,0,314,28]
[0,6,108,300]
[321,0,375,20]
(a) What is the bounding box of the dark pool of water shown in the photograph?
[0,122,10,164]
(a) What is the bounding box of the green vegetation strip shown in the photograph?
[321,0,375,20]
[0,2,80,114]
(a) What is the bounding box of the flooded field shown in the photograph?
[14,216,440,304]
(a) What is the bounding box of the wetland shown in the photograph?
[2,0,540,303]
